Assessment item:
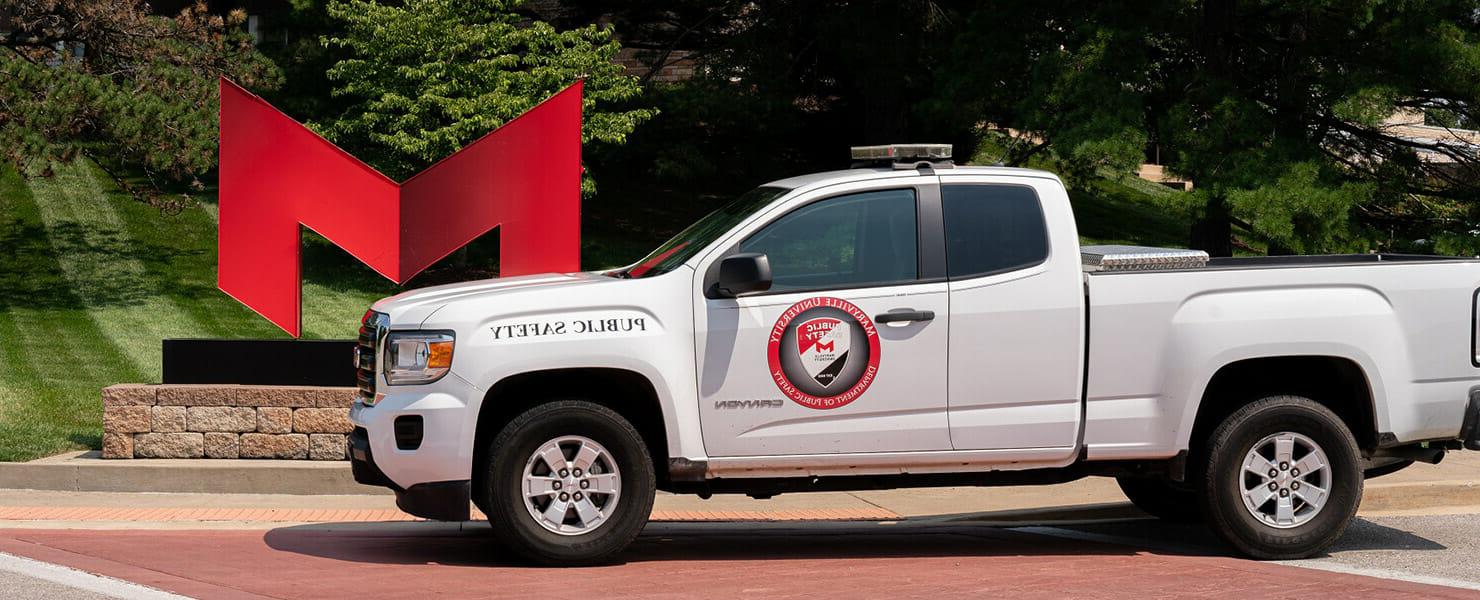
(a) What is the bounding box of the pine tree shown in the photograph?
[0,1,279,209]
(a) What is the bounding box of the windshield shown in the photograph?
[621,186,791,278]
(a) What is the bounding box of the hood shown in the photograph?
[372,271,612,326]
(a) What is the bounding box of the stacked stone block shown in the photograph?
[101,384,356,460]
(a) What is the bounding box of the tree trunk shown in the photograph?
[1190,194,1234,257]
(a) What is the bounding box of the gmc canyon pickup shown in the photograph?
[348,145,1480,565]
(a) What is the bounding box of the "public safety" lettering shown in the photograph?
[489,317,648,340]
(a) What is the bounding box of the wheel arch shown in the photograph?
[1185,355,1380,459]
[470,367,671,509]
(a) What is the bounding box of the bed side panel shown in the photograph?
[1084,262,1480,460]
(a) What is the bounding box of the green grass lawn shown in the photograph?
[1071,175,1190,247]
[0,161,664,461]
[0,162,392,460]
[0,155,1184,462]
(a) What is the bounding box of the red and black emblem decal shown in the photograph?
[767,297,881,410]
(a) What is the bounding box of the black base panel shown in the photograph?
[162,339,357,386]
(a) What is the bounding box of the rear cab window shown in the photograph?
[940,184,1050,278]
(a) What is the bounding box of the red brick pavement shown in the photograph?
[0,522,1475,599]
[0,505,895,523]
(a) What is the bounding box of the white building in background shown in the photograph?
[1135,108,1480,192]
[1380,107,1480,169]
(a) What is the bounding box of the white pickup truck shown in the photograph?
[349,145,1480,565]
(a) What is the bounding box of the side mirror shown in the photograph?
[716,253,772,297]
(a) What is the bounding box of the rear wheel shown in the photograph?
[482,401,655,566]
[1201,396,1362,559]
[1116,475,1202,522]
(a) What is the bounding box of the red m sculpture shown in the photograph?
[218,78,583,337]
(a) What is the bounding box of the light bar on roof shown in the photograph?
[850,144,952,162]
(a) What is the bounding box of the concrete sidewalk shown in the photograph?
[0,451,1474,528]
[0,451,379,496]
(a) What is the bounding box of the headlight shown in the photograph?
[384,331,455,385]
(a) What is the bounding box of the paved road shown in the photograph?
[1299,513,1480,585]
[1,453,1476,600]
[0,568,114,600]
[2,514,1479,599]
[0,551,186,600]
[1012,511,1480,591]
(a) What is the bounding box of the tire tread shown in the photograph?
[484,400,655,566]
[1200,395,1362,560]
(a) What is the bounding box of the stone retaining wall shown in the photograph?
[101,384,356,460]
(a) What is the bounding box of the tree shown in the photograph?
[553,1,979,190]
[253,0,344,124]
[317,0,654,192]
[0,0,279,209]
[941,0,1480,255]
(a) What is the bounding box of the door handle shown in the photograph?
[874,310,935,324]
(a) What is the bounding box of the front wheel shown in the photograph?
[482,400,655,566]
[1201,396,1362,560]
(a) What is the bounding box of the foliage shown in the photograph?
[938,0,1480,255]
[6,0,1480,259]
[0,0,279,210]
[317,0,654,190]
[560,0,979,191]
[252,0,344,123]
[1224,163,1375,254]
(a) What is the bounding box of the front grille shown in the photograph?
[357,311,388,401]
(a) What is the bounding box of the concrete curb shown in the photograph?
[3,452,1478,512]
[1363,479,1480,512]
[0,452,387,496]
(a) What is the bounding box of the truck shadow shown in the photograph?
[260,516,1443,568]
[1014,516,1446,555]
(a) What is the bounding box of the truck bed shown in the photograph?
[1080,255,1480,462]
[1083,245,1474,274]
[1207,253,1478,267]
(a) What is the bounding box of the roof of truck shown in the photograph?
[763,165,1063,190]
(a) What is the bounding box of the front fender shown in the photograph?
[422,269,702,461]
[464,350,702,461]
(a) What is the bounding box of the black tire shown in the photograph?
[1201,396,1362,560]
[1116,475,1202,522]
[482,400,655,566]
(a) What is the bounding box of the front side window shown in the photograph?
[942,184,1049,278]
[624,186,791,278]
[739,188,918,292]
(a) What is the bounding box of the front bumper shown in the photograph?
[349,427,471,521]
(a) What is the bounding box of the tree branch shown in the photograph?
[1005,139,1050,166]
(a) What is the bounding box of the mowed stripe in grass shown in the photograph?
[0,308,133,460]
[0,167,139,460]
[26,162,212,376]
[0,161,400,460]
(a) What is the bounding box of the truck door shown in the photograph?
[937,176,1085,453]
[694,179,951,457]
